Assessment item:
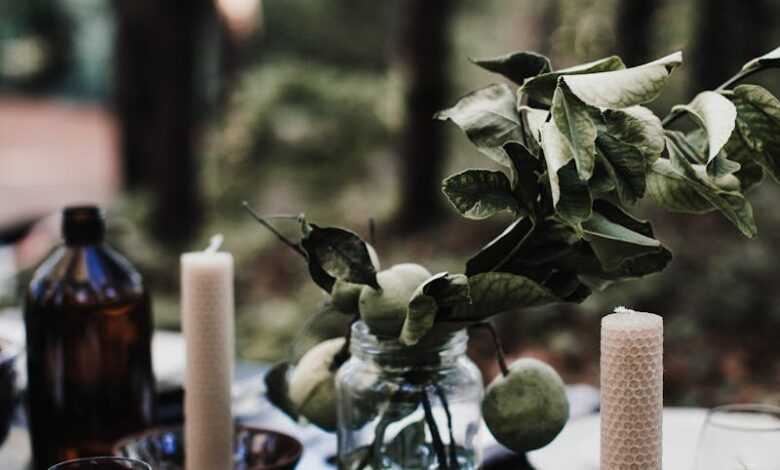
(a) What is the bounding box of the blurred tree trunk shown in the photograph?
[690,0,773,94]
[114,0,213,246]
[393,0,455,233]
[615,0,659,65]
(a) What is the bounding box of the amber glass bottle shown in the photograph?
[24,206,155,470]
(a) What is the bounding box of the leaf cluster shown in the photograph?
[433,46,780,325]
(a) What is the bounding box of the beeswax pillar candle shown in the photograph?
[601,307,663,470]
[181,235,234,470]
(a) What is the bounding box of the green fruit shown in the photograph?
[482,358,569,452]
[330,245,381,313]
[388,262,430,280]
[358,263,431,337]
[288,337,345,431]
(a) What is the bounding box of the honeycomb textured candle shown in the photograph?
[181,251,235,470]
[600,307,663,470]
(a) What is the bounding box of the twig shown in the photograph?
[662,64,768,127]
[421,389,449,469]
[242,201,307,258]
[434,384,460,470]
[469,322,510,377]
[369,218,376,246]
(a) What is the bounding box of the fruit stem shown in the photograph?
[242,201,307,258]
[330,314,359,372]
[470,322,510,377]
[421,389,450,469]
[434,384,460,470]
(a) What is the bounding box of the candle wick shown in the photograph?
[206,234,224,253]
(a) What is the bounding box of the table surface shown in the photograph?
[0,309,606,469]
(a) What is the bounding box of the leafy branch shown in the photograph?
[662,46,780,126]
[433,44,780,325]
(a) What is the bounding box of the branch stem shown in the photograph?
[242,201,307,258]
[434,384,460,470]
[421,389,450,469]
[469,322,510,376]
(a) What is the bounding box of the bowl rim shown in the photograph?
[112,423,304,469]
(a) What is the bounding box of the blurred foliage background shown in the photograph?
[2,0,780,407]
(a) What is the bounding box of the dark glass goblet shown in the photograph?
[48,457,151,470]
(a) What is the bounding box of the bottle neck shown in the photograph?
[349,321,468,370]
[62,206,105,245]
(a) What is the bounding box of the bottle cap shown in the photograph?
[62,205,105,245]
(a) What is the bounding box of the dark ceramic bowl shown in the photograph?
[113,424,302,470]
[0,337,19,447]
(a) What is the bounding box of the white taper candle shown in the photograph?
[182,235,234,470]
[601,306,663,470]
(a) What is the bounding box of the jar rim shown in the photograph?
[349,321,468,361]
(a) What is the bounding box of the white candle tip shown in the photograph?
[206,234,224,253]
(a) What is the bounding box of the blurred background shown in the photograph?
[1,0,780,407]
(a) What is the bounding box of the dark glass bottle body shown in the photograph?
[24,211,155,470]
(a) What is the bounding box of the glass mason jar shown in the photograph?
[336,321,484,470]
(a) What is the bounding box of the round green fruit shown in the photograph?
[288,337,345,431]
[330,244,380,314]
[358,263,431,337]
[482,358,569,452]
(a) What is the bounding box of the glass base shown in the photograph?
[339,444,477,470]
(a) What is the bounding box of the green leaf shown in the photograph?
[301,225,380,290]
[595,133,647,204]
[466,217,535,276]
[540,122,593,226]
[721,129,765,190]
[400,272,470,345]
[517,104,549,155]
[646,158,713,213]
[601,106,665,162]
[450,272,558,321]
[561,51,682,108]
[442,169,519,220]
[264,362,299,421]
[671,91,739,177]
[504,142,542,214]
[581,202,671,279]
[552,79,599,180]
[471,51,552,85]
[588,237,671,280]
[729,84,780,182]
[385,420,427,466]
[435,84,524,167]
[741,46,780,72]
[646,137,757,237]
[583,212,659,247]
[520,55,626,105]
[494,220,593,300]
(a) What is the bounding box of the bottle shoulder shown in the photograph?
[27,243,146,307]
